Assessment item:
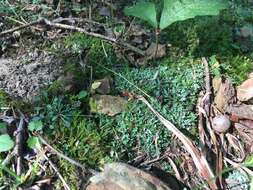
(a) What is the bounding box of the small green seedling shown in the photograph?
[124,0,229,56]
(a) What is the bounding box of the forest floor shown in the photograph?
[0,0,253,190]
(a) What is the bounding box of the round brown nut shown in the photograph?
[212,115,231,133]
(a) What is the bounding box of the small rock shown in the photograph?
[91,77,113,95]
[89,95,127,116]
[87,163,173,190]
[237,78,253,102]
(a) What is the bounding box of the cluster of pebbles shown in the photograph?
[0,49,64,101]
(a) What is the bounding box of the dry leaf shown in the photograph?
[214,79,236,112]
[226,104,253,120]
[237,78,253,102]
[145,42,166,59]
[138,96,217,190]
[212,77,222,94]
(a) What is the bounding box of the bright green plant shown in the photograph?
[0,134,14,152]
[124,0,229,30]
[124,0,229,56]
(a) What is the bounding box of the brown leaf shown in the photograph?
[214,79,236,112]
[212,77,222,94]
[239,119,253,129]
[226,104,253,120]
[237,78,253,102]
[145,43,166,59]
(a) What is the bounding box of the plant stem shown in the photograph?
[154,29,159,59]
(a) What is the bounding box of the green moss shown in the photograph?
[46,80,64,96]
[0,91,9,107]
[93,58,204,160]
[221,55,252,85]
[51,113,112,167]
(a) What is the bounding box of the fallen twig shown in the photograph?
[0,19,44,37]
[15,116,25,176]
[38,135,97,175]
[44,154,71,190]
[0,18,145,56]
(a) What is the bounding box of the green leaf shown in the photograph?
[160,0,229,30]
[28,120,43,132]
[27,137,41,149]
[0,134,14,152]
[77,90,88,99]
[124,2,158,28]
[91,81,102,90]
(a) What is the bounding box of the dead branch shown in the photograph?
[0,18,145,56]
[0,19,44,37]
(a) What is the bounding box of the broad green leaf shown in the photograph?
[28,120,43,132]
[27,137,41,149]
[77,90,88,99]
[124,2,157,28]
[0,134,14,152]
[160,0,229,30]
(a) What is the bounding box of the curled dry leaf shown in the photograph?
[226,104,253,120]
[234,123,253,153]
[237,78,253,102]
[212,77,222,94]
[214,79,236,112]
[239,119,253,129]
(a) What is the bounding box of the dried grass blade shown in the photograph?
[138,96,217,189]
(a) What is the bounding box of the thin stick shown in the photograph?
[15,116,25,176]
[44,154,71,190]
[0,18,145,56]
[38,135,97,175]
[0,19,44,37]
